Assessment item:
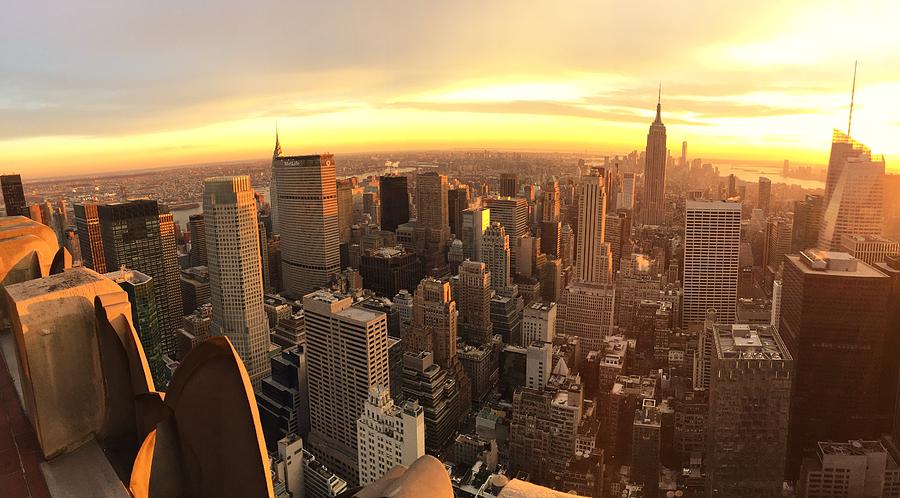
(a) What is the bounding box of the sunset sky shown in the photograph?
[3,0,899,178]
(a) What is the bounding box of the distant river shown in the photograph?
[714,163,825,190]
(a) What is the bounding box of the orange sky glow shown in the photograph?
[2,0,899,178]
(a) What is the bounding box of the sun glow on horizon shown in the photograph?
[3,0,900,178]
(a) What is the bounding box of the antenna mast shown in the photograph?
[848,61,857,136]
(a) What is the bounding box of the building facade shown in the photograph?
[104,268,168,386]
[379,175,410,232]
[74,202,106,273]
[485,197,528,275]
[819,130,885,250]
[482,223,511,292]
[706,324,793,496]
[157,212,184,357]
[98,200,181,358]
[642,94,667,225]
[560,281,615,352]
[682,200,741,326]
[304,289,389,484]
[359,246,422,298]
[272,147,341,297]
[461,207,490,261]
[414,172,451,273]
[456,260,494,346]
[356,386,425,486]
[781,251,892,475]
[840,234,900,265]
[188,213,207,267]
[575,169,608,284]
[203,176,271,389]
[798,440,900,498]
[401,351,460,454]
[522,301,556,346]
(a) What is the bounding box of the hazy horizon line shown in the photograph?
[21,146,832,183]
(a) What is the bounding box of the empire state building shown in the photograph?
[642,89,667,226]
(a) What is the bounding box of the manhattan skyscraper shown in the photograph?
[271,135,341,297]
[304,289,389,485]
[642,87,667,226]
[74,202,107,273]
[682,200,741,326]
[414,172,451,273]
[98,200,181,358]
[575,168,609,283]
[204,176,272,389]
[379,174,410,232]
[818,130,885,250]
[1,174,27,217]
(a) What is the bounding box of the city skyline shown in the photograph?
[3,1,900,178]
[3,3,900,497]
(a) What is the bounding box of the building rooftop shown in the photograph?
[876,255,900,272]
[337,304,384,324]
[459,343,493,358]
[611,375,656,398]
[791,251,886,277]
[275,154,332,163]
[633,400,661,428]
[736,298,773,324]
[552,388,580,408]
[817,440,886,457]
[181,266,209,280]
[601,334,628,356]
[841,234,899,244]
[713,324,791,361]
[368,246,407,258]
[305,289,345,304]
[527,301,556,312]
[685,199,742,211]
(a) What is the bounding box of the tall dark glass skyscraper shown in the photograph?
[98,200,180,359]
[188,213,207,266]
[780,251,892,476]
[447,187,469,239]
[1,174,27,217]
[104,268,168,387]
[499,173,518,197]
[791,194,822,252]
[641,90,667,226]
[379,175,410,232]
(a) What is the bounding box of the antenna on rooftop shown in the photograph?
[848,61,858,136]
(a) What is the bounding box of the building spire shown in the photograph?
[848,61,857,137]
[653,82,662,124]
[273,121,282,159]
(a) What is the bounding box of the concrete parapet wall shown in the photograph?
[4,268,124,459]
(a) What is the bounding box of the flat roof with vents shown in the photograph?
[713,324,792,361]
